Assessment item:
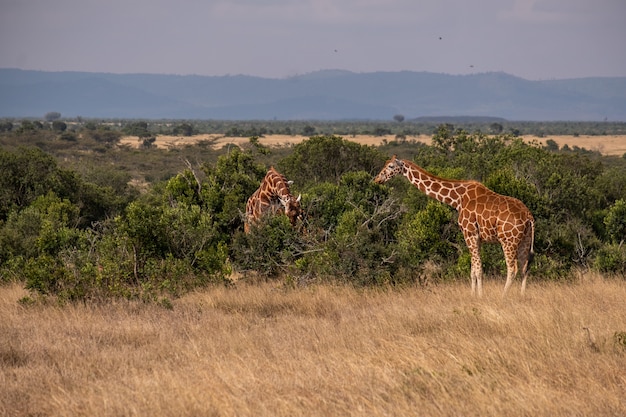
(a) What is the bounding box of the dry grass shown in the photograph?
[2,275,625,417]
[119,134,626,156]
[530,135,626,156]
[118,133,416,150]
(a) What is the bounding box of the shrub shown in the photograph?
[24,254,72,297]
[230,215,302,277]
[279,135,386,187]
[397,201,458,268]
[604,199,626,245]
[594,244,626,275]
[201,147,266,239]
[172,123,194,136]
[323,207,397,285]
[85,127,122,144]
[122,121,151,137]
[0,192,80,264]
[52,121,67,132]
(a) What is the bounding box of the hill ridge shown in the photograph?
[1,68,624,121]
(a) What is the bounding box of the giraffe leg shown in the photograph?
[471,251,483,297]
[517,252,529,296]
[518,233,534,296]
[520,264,528,296]
[463,233,482,297]
[502,250,518,296]
[502,258,517,297]
[468,243,483,297]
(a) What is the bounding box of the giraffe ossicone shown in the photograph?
[374,155,535,297]
[244,167,303,234]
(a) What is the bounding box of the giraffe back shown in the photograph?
[244,167,302,233]
[457,182,534,245]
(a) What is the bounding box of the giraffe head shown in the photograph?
[374,155,404,184]
[280,194,303,227]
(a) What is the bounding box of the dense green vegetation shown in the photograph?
[3,117,626,139]
[1,119,625,303]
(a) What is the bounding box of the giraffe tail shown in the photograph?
[527,218,536,267]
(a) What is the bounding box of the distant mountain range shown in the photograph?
[1,68,625,121]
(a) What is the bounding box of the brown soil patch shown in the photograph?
[119,134,626,156]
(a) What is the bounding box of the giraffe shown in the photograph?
[374,155,535,296]
[244,167,302,234]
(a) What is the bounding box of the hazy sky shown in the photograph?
[1,0,625,80]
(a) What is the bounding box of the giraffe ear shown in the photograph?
[287,180,294,185]
[296,194,301,203]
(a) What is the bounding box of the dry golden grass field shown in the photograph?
[119,134,626,156]
[2,275,625,417]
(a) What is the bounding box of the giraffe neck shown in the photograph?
[401,160,467,210]
[263,169,293,202]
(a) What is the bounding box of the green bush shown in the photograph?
[3,125,626,302]
[323,207,397,285]
[122,121,151,137]
[201,147,267,238]
[24,254,73,297]
[594,244,626,275]
[230,215,303,277]
[0,192,81,264]
[604,199,626,245]
[279,135,386,187]
[397,201,458,267]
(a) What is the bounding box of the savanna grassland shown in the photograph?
[2,275,625,417]
[119,133,626,156]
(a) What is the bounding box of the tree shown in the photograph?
[544,139,559,152]
[393,114,405,123]
[490,123,503,134]
[0,147,62,220]
[279,135,386,187]
[302,125,316,136]
[122,121,151,137]
[0,121,13,132]
[52,121,67,132]
[85,127,121,144]
[373,126,391,136]
[173,123,194,136]
[44,112,62,122]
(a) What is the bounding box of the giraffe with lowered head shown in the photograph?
[374,155,534,296]
[244,167,302,234]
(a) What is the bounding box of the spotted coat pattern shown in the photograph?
[374,155,535,296]
[244,167,302,234]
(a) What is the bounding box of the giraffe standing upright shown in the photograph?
[244,167,302,234]
[374,155,535,296]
